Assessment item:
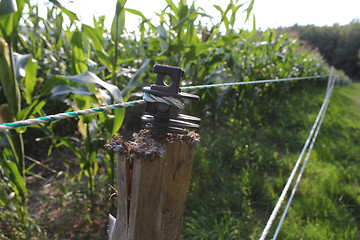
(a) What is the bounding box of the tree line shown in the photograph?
[283,19,360,80]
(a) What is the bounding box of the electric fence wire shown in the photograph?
[0,100,145,131]
[271,73,336,240]
[259,68,335,240]
[0,74,328,131]
[180,75,327,91]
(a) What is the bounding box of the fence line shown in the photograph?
[0,100,145,131]
[0,68,338,238]
[180,75,327,90]
[258,68,334,240]
[272,73,336,239]
[0,74,328,131]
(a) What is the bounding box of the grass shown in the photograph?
[182,82,360,239]
[283,82,360,239]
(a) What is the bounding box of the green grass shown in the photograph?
[183,83,360,239]
[284,83,360,240]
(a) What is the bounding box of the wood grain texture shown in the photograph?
[160,141,195,240]
[110,132,197,240]
[110,155,130,240]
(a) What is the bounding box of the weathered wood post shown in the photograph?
[106,65,201,240]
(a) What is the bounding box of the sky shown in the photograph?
[41,0,360,30]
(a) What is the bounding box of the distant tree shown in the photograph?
[334,20,360,78]
[286,20,360,79]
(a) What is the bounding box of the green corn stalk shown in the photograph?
[0,39,20,114]
[0,0,26,226]
[111,0,127,85]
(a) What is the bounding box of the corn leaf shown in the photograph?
[0,158,27,198]
[0,0,25,43]
[111,0,127,42]
[111,108,125,135]
[50,85,93,99]
[71,31,88,74]
[157,25,169,54]
[245,0,255,22]
[24,58,37,104]
[65,72,122,103]
[13,52,30,79]
[0,38,20,114]
[82,24,113,70]
[48,0,79,22]
[40,75,68,98]
[125,8,156,31]
[120,58,150,98]
[4,130,24,178]
[0,103,12,123]
[16,99,45,121]
[0,0,17,18]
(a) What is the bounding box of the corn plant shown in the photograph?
[0,0,29,228]
[11,0,152,212]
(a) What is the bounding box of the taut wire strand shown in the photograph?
[0,100,145,131]
[0,74,329,131]
[180,75,327,91]
[271,72,336,240]
[259,68,334,240]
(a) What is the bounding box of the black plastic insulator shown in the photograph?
[142,64,201,135]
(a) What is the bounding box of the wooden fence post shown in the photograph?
[106,129,199,240]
